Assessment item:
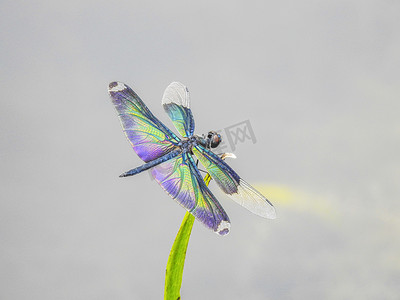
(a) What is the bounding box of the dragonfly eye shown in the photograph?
[208,131,221,148]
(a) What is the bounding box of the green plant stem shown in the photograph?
[164,174,212,300]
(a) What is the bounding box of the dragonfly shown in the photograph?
[108,81,276,235]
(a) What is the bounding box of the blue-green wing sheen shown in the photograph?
[162,82,195,138]
[193,145,276,219]
[150,152,230,235]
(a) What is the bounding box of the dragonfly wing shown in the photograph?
[109,82,179,162]
[151,151,230,235]
[162,82,195,138]
[193,145,276,219]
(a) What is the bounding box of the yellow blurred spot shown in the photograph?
[256,185,295,205]
[253,183,339,222]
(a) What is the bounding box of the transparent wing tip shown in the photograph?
[266,207,277,219]
[168,81,188,92]
[108,81,128,93]
[162,82,190,108]
[216,220,231,236]
[253,202,277,219]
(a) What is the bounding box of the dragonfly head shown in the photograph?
[207,131,222,148]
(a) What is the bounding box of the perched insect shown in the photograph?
[108,82,276,235]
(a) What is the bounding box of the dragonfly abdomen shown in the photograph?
[119,149,181,177]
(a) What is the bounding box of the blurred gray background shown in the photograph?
[1,1,399,299]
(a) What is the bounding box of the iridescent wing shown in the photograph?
[151,151,230,235]
[162,82,195,138]
[108,82,179,162]
[192,145,276,219]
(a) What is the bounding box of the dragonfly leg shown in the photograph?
[195,158,209,176]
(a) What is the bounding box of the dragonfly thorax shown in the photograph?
[178,136,197,152]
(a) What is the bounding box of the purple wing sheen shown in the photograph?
[108,82,180,162]
[151,151,230,235]
[192,145,276,219]
[162,82,195,138]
